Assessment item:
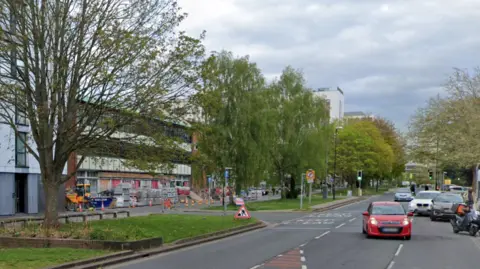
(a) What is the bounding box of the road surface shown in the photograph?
[108,192,480,269]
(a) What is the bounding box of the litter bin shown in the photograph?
[322,186,328,199]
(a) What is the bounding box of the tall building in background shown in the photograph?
[344,111,376,121]
[312,87,344,121]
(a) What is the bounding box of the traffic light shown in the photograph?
[357,170,363,181]
[428,171,433,180]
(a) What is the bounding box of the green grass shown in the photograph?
[336,187,389,196]
[207,195,340,211]
[62,214,256,242]
[0,248,109,269]
[0,215,256,243]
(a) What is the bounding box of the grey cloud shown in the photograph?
[179,0,480,130]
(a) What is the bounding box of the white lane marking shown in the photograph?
[250,265,261,269]
[395,244,403,256]
[349,217,356,222]
[299,243,306,247]
[315,231,330,239]
[273,227,330,230]
[300,250,304,254]
[387,261,395,269]
[335,223,346,229]
[302,266,307,269]
[300,256,306,262]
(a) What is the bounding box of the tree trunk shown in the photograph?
[43,181,60,230]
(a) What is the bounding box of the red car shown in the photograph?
[362,201,413,240]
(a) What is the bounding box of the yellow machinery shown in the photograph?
[65,182,91,211]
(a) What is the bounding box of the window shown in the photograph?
[15,101,27,125]
[15,132,27,167]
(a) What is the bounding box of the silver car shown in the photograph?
[394,188,414,202]
[430,193,464,221]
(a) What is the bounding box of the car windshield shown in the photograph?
[416,192,440,199]
[434,195,463,203]
[371,205,405,215]
[397,189,410,193]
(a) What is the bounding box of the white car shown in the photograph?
[408,191,442,216]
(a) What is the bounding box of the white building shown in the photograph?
[344,111,376,120]
[312,87,345,121]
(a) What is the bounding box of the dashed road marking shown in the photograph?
[277,254,283,257]
[302,266,307,269]
[335,223,345,229]
[299,243,306,247]
[387,261,395,269]
[301,256,306,262]
[300,250,304,254]
[315,231,330,239]
[250,265,262,269]
[395,244,403,256]
[349,217,356,222]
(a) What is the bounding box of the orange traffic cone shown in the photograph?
[149,199,153,207]
[78,203,83,212]
[101,201,105,211]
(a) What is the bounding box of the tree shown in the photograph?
[193,51,271,203]
[408,68,480,206]
[267,67,329,198]
[0,0,205,227]
[333,120,394,189]
[372,117,407,179]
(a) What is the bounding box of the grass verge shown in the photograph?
[0,248,110,269]
[336,187,389,196]
[0,214,256,243]
[207,195,341,211]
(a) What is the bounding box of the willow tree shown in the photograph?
[193,51,271,202]
[0,0,204,227]
[267,67,329,198]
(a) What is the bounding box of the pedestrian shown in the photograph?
[410,184,416,195]
[425,185,429,191]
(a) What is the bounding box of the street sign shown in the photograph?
[208,176,212,183]
[306,169,315,184]
[235,197,245,206]
[224,169,229,179]
[234,205,251,219]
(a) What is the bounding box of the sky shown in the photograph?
[176,0,480,130]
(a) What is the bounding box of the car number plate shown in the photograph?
[382,228,398,232]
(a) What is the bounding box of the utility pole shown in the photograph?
[332,126,342,200]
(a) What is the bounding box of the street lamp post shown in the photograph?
[332,126,342,200]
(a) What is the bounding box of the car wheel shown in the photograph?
[430,215,436,221]
[362,223,367,234]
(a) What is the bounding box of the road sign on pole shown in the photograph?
[306,169,315,204]
[306,169,315,184]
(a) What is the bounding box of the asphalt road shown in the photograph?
[108,193,480,269]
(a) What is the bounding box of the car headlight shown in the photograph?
[369,218,378,225]
[403,218,410,226]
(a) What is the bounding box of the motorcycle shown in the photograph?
[450,203,479,236]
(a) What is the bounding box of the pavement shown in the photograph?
[106,192,480,269]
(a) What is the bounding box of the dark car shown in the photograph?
[430,193,464,221]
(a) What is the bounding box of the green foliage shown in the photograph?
[333,120,395,187]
